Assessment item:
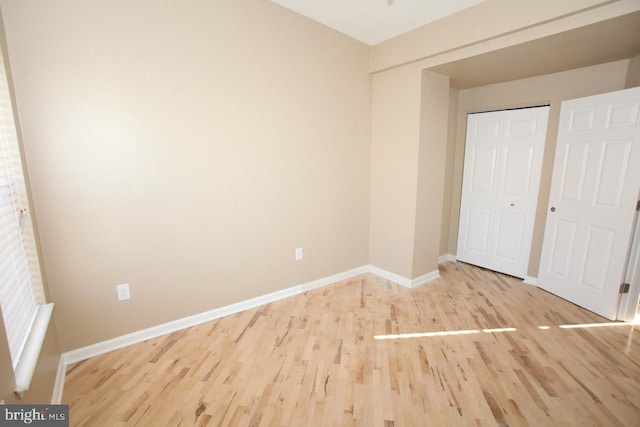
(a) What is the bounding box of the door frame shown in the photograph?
[617,193,640,321]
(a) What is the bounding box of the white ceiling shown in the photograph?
[270,0,486,46]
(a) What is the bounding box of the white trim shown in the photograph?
[50,355,65,404]
[14,303,54,394]
[617,207,640,322]
[438,254,457,263]
[62,265,369,365]
[367,265,440,288]
[411,270,441,287]
[523,276,538,286]
[367,265,412,288]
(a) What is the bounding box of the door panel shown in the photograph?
[470,146,497,193]
[568,108,595,131]
[559,143,589,202]
[607,102,638,128]
[494,211,525,261]
[457,106,549,278]
[548,219,577,278]
[581,226,614,291]
[465,207,491,254]
[538,87,640,320]
[593,139,631,208]
[503,146,534,196]
[473,117,501,138]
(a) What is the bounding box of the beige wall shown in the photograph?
[440,90,459,256]
[369,64,422,278]
[445,60,630,277]
[412,71,450,277]
[627,54,640,87]
[0,0,371,351]
[369,67,449,280]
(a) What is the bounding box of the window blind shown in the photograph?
[0,47,49,390]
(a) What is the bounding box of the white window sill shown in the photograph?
[14,303,54,396]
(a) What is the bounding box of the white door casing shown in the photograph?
[538,87,640,320]
[617,207,640,321]
[457,106,549,278]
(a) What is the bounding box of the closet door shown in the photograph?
[457,107,549,278]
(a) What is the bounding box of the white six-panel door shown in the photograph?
[457,106,549,278]
[538,87,640,320]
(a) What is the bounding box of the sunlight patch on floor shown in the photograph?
[559,321,640,329]
[373,322,640,340]
[373,327,517,340]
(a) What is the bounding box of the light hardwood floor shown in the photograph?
[64,262,640,426]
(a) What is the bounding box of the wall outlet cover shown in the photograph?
[116,283,131,301]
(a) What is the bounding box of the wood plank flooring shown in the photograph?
[63,262,640,426]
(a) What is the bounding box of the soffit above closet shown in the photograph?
[430,11,640,89]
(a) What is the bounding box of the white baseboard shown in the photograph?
[368,265,413,287]
[411,270,441,287]
[523,276,538,286]
[51,355,65,404]
[368,265,440,288]
[62,265,369,366]
[438,254,457,263]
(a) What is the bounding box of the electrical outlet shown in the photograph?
[116,283,131,301]
[295,247,303,261]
